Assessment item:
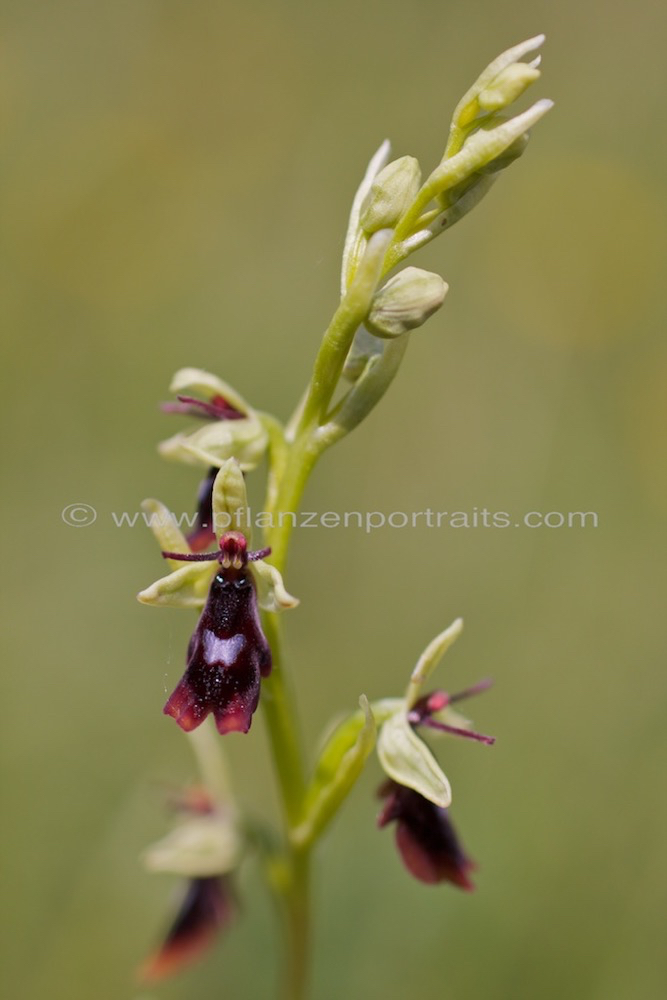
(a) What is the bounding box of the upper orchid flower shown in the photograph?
[159,368,269,472]
[138,461,298,733]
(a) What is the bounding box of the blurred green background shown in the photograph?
[2,1,666,998]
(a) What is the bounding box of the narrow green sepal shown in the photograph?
[137,561,215,608]
[158,417,268,472]
[252,559,299,612]
[212,459,251,542]
[293,696,376,847]
[405,617,464,708]
[377,710,452,808]
[141,498,191,570]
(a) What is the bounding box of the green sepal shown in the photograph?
[143,814,241,877]
[140,498,191,570]
[292,696,376,848]
[405,617,463,708]
[252,559,299,612]
[158,417,268,471]
[377,710,452,808]
[137,561,215,608]
[212,459,251,542]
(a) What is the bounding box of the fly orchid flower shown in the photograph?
[159,367,269,472]
[293,619,492,852]
[371,619,492,886]
[140,782,240,982]
[160,530,273,734]
[375,618,494,809]
[138,461,297,733]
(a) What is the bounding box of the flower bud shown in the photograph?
[451,34,545,129]
[478,62,541,112]
[366,267,448,339]
[360,156,421,234]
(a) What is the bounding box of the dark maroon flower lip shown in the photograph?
[378,780,476,890]
[139,876,234,983]
[161,393,246,421]
[163,533,273,735]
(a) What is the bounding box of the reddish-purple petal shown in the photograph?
[186,467,217,553]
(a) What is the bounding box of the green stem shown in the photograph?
[258,227,397,1000]
[260,611,307,827]
[259,436,318,998]
[186,717,235,807]
[283,849,311,1000]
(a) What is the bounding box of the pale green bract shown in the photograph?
[293,696,377,848]
[144,814,241,878]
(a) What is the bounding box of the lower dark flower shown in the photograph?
[377,780,476,890]
[139,876,234,982]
